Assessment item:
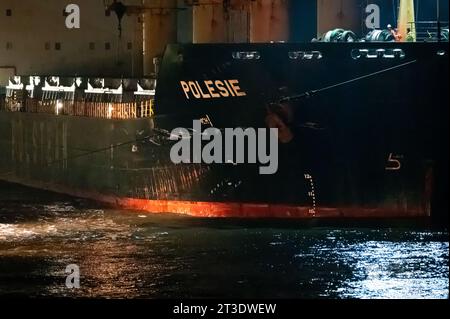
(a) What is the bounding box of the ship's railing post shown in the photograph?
[437,0,441,42]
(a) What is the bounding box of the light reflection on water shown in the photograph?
[0,184,448,299]
[334,241,448,299]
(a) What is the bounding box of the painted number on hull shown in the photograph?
[386,153,402,171]
[304,173,317,216]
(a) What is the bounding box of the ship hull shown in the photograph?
[1,43,448,218]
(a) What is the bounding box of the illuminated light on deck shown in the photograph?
[85,82,123,95]
[56,99,64,115]
[107,103,114,119]
[6,76,25,91]
[134,83,155,96]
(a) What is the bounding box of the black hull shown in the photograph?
[1,43,448,218]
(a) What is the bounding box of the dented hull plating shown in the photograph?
[0,42,448,218]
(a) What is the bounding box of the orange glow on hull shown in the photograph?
[117,198,425,219]
[3,176,428,219]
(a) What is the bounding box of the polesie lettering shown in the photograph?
[180,80,247,100]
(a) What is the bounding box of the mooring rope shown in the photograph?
[279,59,418,103]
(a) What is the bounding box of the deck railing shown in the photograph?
[2,98,155,119]
[408,21,449,42]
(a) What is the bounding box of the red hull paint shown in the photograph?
[117,198,424,218]
[3,176,427,218]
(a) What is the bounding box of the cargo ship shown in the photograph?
[0,1,448,218]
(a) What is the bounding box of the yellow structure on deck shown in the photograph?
[398,0,416,42]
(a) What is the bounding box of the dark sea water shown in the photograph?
[0,181,448,299]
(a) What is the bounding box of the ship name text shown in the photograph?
[180,80,247,100]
